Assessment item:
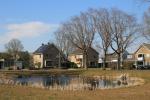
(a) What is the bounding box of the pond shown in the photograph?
[0,74,144,90]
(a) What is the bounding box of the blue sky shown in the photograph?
[0,0,149,52]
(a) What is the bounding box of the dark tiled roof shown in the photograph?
[71,49,83,54]
[34,43,57,54]
[71,47,99,55]
[106,50,129,60]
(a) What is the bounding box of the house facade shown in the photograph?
[68,47,99,68]
[101,43,150,69]
[134,43,150,68]
[105,51,130,62]
[33,43,64,68]
[101,51,135,69]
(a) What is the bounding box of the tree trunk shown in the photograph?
[117,54,121,70]
[103,52,107,69]
[120,52,123,69]
[83,50,88,70]
[58,51,61,68]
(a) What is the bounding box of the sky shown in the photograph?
[0,0,149,52]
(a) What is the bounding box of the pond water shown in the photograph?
[0,75,144,90]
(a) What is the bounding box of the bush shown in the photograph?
[34,62,41,68]
[64,62,78,68]
[123,61,134,70]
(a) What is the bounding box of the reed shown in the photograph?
[0,69,150,100]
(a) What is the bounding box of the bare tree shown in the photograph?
[143,7,150,40]
[54,26,74,58]
[54,26,75,67]
[89,8,112,69]
[62,12,96,69]
[5,39,24,61]
[110,8,139,70]
[135,0,150,40]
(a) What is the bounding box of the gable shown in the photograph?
[135,45,150,55]
[34,43,60,54]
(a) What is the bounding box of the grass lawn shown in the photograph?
[0,69,150,100]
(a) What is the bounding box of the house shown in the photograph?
[134,43,150,69]
[0,52,23,70]
[104,51,129,63]
[68,47,99,68]
[101,43,150,69]
[33,43,65,68]
[102,51,134,69]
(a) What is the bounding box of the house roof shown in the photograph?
[106,50,129,57]
[71,47,99,55]
[105,53,117,58]
[34,43,58,54]
[134,43,150,54]
[105,50,129,62]
[71,49,83,54]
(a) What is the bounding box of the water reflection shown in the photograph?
[0,75,143,90]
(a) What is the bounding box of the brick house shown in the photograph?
[102,51,135,69]
[33,43,65,68]
[134,43,150,68]
[68,47,99,68]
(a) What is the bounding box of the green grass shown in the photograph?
[0,69,150,100]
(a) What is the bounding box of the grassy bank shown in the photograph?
[0,69,84,77]
[0,69,150,100]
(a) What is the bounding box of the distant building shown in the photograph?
[0,52,22,70]
[98,43,150,69]
[33,43,65,68]
[100,51,134,69]
[134,43,150,69]
[68,47,99,68]
[106,51,129,62]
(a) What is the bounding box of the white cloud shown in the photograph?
[0,21,58,43]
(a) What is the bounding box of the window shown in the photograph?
[127,55,132,59]
[138,54,144,58]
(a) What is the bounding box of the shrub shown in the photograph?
[123,61,134,70]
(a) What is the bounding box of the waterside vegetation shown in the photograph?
[0,69,150,100]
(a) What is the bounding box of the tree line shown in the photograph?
[53,1,150,70]
[54,8,141,70]
[3,4,150,70]
[2,39,31,69]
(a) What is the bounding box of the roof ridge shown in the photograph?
[34,43,55,54]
